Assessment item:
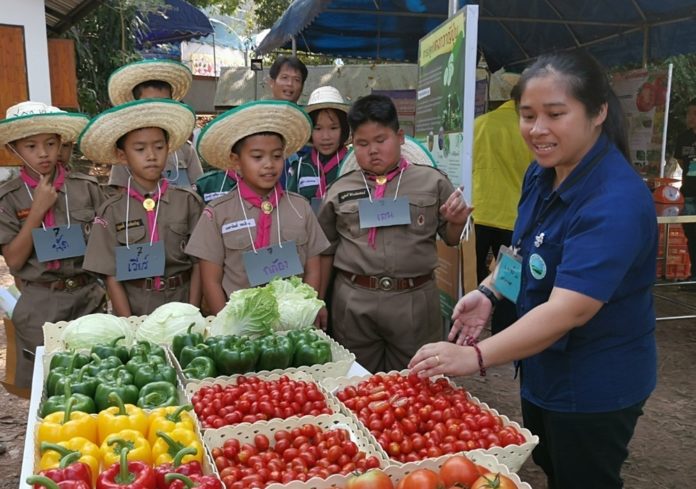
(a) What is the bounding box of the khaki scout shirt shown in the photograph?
[185,189,330,295]
[317,164,456,277]
[108,142,203,188]
[0,173,104,281]
[83,181,203,277]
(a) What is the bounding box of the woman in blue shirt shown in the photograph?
[410,52,657,489]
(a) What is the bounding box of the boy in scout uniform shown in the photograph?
[317,94,472,372]
[186,101,329,315]
[0,102,106,388]
[80,99,203,316]
[107,59,203,189]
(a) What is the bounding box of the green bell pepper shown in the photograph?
[182,356,217,379]
[133,362,177,389]
[213,336,260,375]
[94,378,139,411]
[125,351,166,376]
[41,382,96,418]
[137,381,178,409]
[178,344,211,369]
[257,335,294,371]
[172,323,204,359]
[288,329,332,367]
[96,365,135,386]
[85,353,123,376]
[53,365,99,398]
[91,335,130,364]
[129,341,166,360]
[48,351,90,371]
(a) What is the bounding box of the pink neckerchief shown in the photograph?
[365,158,409,249]
[238,179,284,249]
[126,179,169,289]
[21,165,67,270]
[312,146,348,198]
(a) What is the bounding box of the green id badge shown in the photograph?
[492,245,522,303]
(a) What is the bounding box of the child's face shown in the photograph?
[352,121,404,175]
[230,134,285,195]
[116,127,168,186]
[312,110,343,156]
[137,86,173,99]
[10,133,60,175]
[58,142,74,167]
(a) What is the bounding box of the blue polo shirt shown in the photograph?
[512,134,657,412]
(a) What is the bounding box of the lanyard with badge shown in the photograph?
[237,187,304,286]
[492,143,610,303]
[163,152,191,187]
[357,161,411,232]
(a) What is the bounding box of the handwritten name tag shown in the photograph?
[243,241,303,287]
[32,225,86,262]
[203,191,229,203]
[299,176,321,189]
[358,197,412,229]
[115,241,165,281]
[222,219,256,234]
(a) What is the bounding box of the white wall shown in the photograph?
[1,0,51,104]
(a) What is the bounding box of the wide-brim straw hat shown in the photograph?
[78,98,195,165]
[0,101,88,146]
[305,86,349,114]
[339,135,437,176]
[108,59,192,106]
[197,100,312,170]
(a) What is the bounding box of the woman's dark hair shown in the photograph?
[310,108,350,148]
[132,80,173,100]
[231,131,285,155]
[116,127,169,150]
[269,56,308,84]
[348,94,400,133]
[513,51,629,160]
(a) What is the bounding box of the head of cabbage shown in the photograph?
[136,302,206,345]
[60,314,134,350]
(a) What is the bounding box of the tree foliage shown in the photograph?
[253,0,291,30]
[661,54,696,143]
[188,0,241,16]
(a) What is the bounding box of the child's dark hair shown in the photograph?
[231,132,285,155]
[348,94,400,133]
[513,51,629,160]
[116,127,169,150]
[269,56,308,84]
[132,80,173,100]
[310,109,350,148]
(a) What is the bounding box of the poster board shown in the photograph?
[372,89,417,137]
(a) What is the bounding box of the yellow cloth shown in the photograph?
[472,100,533,231]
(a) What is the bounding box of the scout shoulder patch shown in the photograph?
[338,189,369,203]
[16,208,31,219]
[93,216,109,228]
[115,219,144,232]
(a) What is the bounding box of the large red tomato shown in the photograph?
[471,472,518,489]
[636,82,655,112]
[345,469,394,489]
[440,455,481,487]
[400,469,444,489]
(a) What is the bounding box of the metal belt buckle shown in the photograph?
[167,276,179,290]
[378,276,394,291]
[64,278,79,290]
[146,278,167,291]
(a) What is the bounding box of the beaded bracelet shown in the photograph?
[464,336,486,377]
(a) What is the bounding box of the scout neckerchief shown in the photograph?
[126,178,168,288]
[20,164,68,270]
[238,179,284,249]
[361,157,409,249]
[311,147,348,198]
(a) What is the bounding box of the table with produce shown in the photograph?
[20,277,539,489]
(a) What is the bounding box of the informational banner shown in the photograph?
[372,89,417,137]
[611,67,672,177]
[414,6,478,201]
[181,42,245,77]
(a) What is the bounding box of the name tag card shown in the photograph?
[492,245,522,303]
[165,168,191,187]
[243,241,303,287]
[115,241,165,281]
[299,176,320,189]
[358,197,412,229]
[32,225,86,262]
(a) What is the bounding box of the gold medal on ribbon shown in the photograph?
[261,201,274,214]
[142,198,156,211]
[375,176,387,185]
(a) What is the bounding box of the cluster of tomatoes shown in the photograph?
[212,423,382,489]
[336,373,526,462]
[192,375,333,429]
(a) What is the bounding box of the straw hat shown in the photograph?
[305,86,349,114]
[0,101,89,146]
[339,135,437,176]
[78,99,195,165]
[197,100,312,170]
[108,59,193,106]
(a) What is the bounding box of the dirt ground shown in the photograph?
[0,257,694,488]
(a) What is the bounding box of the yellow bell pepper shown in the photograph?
[147,405,195,445]
[151,428,204,466]
[97,394,149,444]
[38,397,98,444]
[101,429,152,467]
[38,437,100,484]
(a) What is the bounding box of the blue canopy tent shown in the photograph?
[255,0,696,70]
[136,0,214,48]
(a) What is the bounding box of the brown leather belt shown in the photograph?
[127,270,191,292]
[340,270,433,291]
[25,274,94,291]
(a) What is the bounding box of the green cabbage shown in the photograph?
[269,277,325,331]
[136,302,206,345]
[210,287,279,338]
[61,314,134,350]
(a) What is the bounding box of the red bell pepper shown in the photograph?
[97,447,156,489]
[154,447,203,489]
[164,474,223,489]
[26,475,90,489]
[37,451,92,488]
